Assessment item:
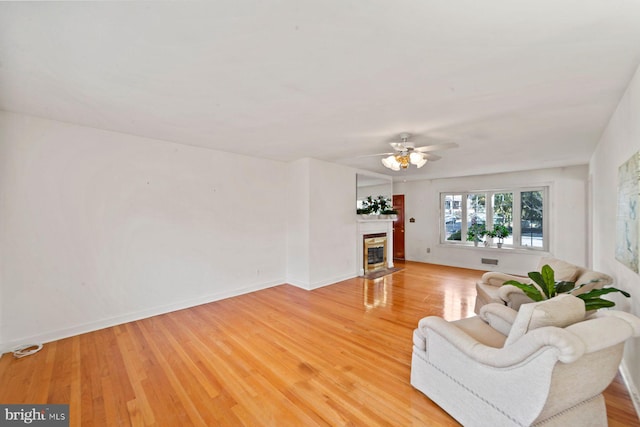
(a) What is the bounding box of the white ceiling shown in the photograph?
[2,1,640,180]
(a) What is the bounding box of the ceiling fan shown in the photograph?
[377,133,457,171]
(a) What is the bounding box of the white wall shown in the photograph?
[308,160,358,287]
[590,63,640,407]
[393,165,589,275]
[0,111,287,351]
[285,159,311,286]
[286,158,358,289]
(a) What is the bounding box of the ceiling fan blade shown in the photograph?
[356,152,395,158]
[389,142,410,151]
[414,142,458,152]
[423,153,442,161]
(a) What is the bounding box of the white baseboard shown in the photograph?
[287,273,356,291]
[1,279,282,355]
[619,359,640,420]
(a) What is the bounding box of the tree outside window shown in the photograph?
[521,190,544,248]
[467,193,486,229]
[443,194,462,241]
[492,192,513,245]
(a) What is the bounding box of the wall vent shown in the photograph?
[481,258,499,265]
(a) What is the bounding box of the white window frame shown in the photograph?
[440,186,549,251]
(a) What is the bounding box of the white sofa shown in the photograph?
[474,257,613,314]
[411,295,640,426]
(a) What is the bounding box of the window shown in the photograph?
[443,194,462,241]
[520,190,544,248]
[440,187,548,250]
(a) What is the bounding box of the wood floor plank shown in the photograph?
[0,261,637,426]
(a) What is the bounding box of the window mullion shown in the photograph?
[487,192,494,230]
[461,192,468,240]
[513,191,522,248]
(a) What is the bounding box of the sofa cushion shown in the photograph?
[451,316,507,348]
[537,257,581,282]
[475,282,505,307]
[573,271,613,294]
[479,303,518,336]
[505,294,586,346]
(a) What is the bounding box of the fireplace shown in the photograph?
[356,217,393,276]
[363,233,387,273]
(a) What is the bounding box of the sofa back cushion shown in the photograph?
[573,271,613,294]
[505,294,586,346]
[536,257,582,282]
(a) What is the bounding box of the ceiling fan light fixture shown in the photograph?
[382,155,401,171]
[397,155,410,169]
[379,132,454,171]
[409,151,423,164]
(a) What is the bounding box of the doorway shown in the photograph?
[393,194,405,260]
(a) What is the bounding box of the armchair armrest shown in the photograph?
[566,310,640,354]
[480,271,529,287]
[478,303,518,335]
[593,310,640,335]
[419,316,586,367]
[498,284,539,310]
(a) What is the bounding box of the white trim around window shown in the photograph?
[440,186,549,251]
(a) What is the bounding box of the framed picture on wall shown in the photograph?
[616,151,640,273]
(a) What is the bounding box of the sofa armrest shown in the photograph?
[480,271,529,287]
[498,284,538,310]
[419,316,586,366]
[588,310,640,337]
[563,313,640,355]
[478,303,518,336]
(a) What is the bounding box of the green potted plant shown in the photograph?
[466,223,486,247]
[363,195,393,217]
[485,228,497,247]
[381,208,398,220]
[374,195,390,215]
[358,195,392,218]
[357,206,372,217]
[504,264,630,310]
[492,224,511,248]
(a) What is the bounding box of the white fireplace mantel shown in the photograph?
[356,218,394,276]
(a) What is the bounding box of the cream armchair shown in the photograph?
[474,257,613,313]
[411,295,640,427]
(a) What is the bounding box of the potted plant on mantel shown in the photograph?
[381,208,398,220]
[357,196,376,218]
[357,206,372,218]
[358,195,394,219]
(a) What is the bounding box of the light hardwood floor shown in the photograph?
[1,261,638,426]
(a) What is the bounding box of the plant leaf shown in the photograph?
[555,281,576,294]
[579,287,631,299]
[504,280,544,301]
[582,298,616,311]
[527,272,548,298]
[541,264,556,298]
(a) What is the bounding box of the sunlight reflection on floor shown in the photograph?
[442,287,475,321]
[363,278,390,310]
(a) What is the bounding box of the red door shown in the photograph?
[393,194,405,260]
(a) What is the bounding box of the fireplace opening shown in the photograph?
[368,246,384,265]
[363,233,387,273]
